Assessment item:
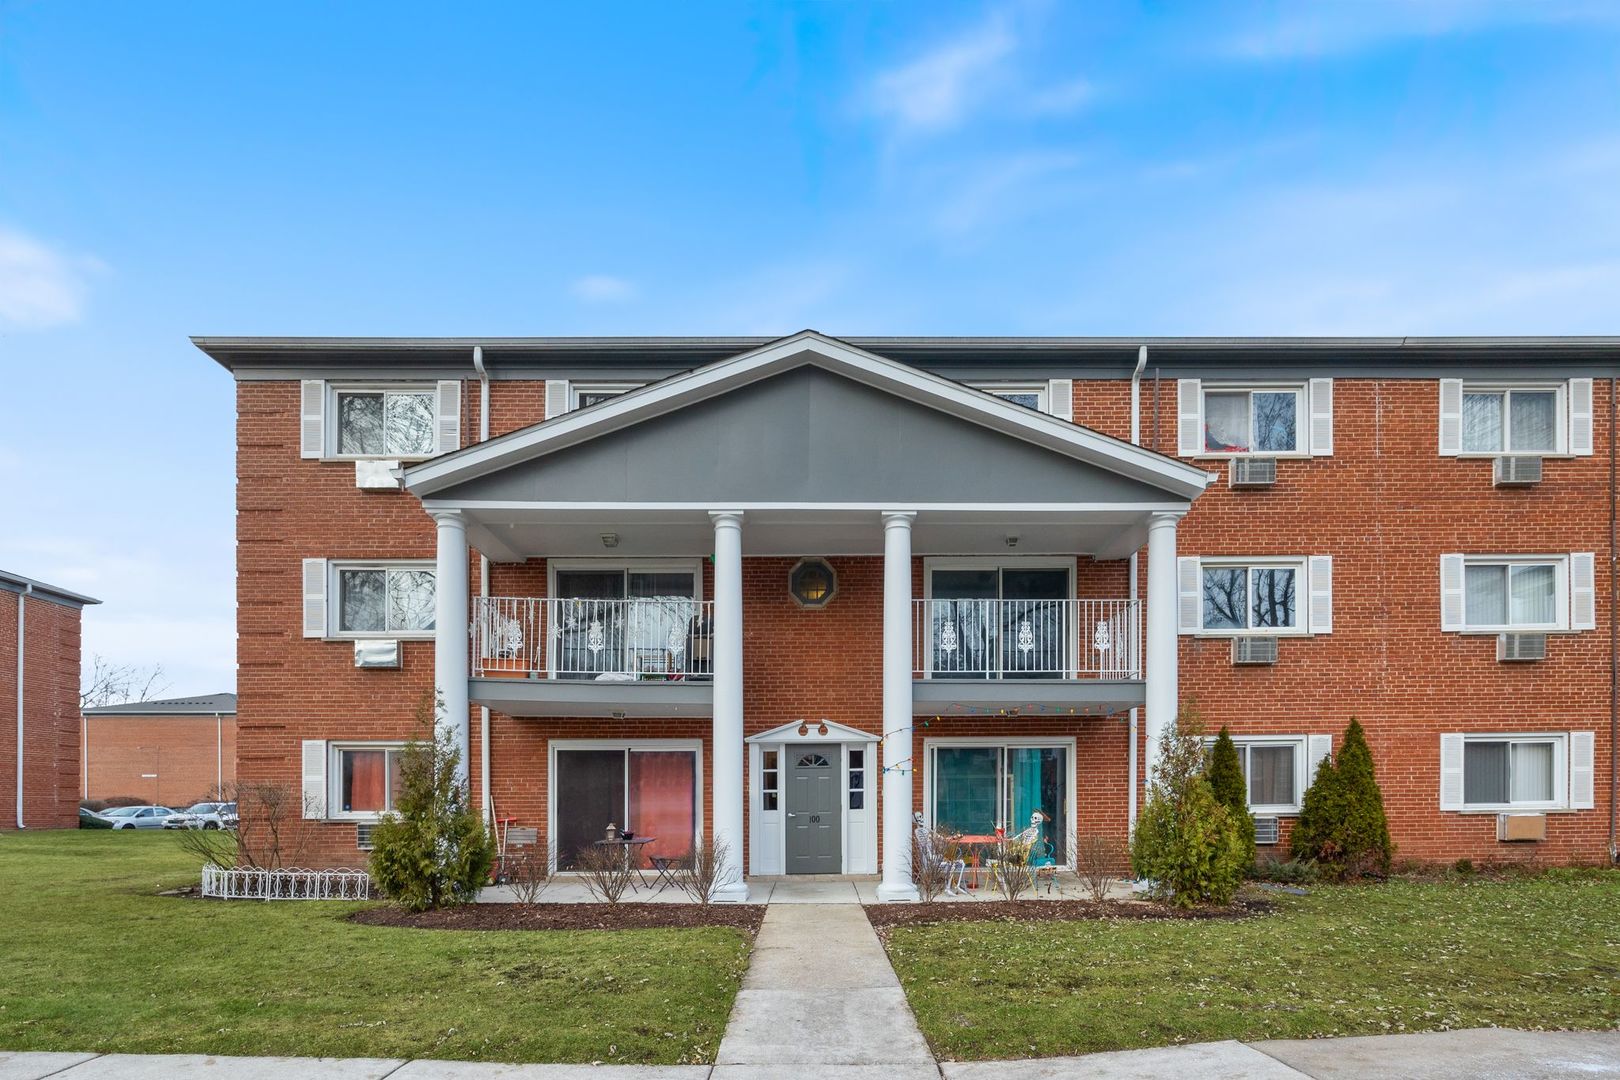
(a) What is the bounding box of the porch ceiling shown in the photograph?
[460,506,1160,562]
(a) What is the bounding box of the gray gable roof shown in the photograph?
[83,692,237,717]
[0,570,100,609]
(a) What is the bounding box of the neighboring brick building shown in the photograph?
[82,693,237,807]
[1,570,100,830]
[196,331,1617,888]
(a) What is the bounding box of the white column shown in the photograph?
[877,510,919,902]
[1143,512,1182,790]
[709,511,749,902]
[433,510,471,787]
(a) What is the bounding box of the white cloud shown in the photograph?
[1027,77,1096,116]
[932,151,1086,236]
[569,274,637,303]
[0,225,103,329]
[867,14,1016,134]
[1221,0,1620,60]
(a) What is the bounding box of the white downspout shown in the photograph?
[472,346,493,825]
[16,582,31,828]
[1128,345,1147,834]
[215,712,223,794]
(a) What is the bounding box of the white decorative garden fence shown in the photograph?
[201,865,373,901]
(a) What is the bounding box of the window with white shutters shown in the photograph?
[1179,556,1330,636]
[1438,378,1590,456]
[1439,554,1588,633]
[1442,733,1570,811]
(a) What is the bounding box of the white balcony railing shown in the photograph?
[473,596,713,681]
[913,598,1142,680]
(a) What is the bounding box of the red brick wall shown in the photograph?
[84,714,237,807]
[235,372,1617,867]
[0,591,84,829]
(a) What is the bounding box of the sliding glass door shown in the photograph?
[554,746,698,869]
[929,743,1069,864]
[929,566,1069,679]
[553,567,699,680]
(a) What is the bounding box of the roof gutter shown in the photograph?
[16,582,30,828]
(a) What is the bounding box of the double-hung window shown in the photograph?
[1202,387,1301,455]
[1202,561,1299,634]
[1207,737,1306,814]
[333,563,436,637]
[335,387,438,457]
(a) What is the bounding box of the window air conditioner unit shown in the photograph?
[355,459,404,490]
[1232,636,1278,665]
[1230,457,1277,487]
[1496,633,1546,662]
[1492,456,1542,487]
[355,639,401,668]
[356,822,377,850]
[1496,813,1546,842]
[1253,816,1280,846]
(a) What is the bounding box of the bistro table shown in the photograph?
[956,834,1003,891]
[593,837,657,888]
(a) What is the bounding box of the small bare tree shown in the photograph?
[575,844,636,903]
[235,781,319,869]
[990,834,1034,902]
[673,834,735,904]
[80,655,169,711]
[909,823,955,902]
[175,820,238,870]
[504,842,549,908]
[1075,833,1123,902]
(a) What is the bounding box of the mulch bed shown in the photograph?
[863,896,1270,932]
[351,902,767,933]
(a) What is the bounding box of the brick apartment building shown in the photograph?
[196,331,1616,892]
[82,692,237,807]
[2,570,100,829]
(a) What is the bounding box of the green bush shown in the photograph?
[1130,706,1248,908]
[369,695,495,911]
[1290,718,1393,880]
[1207,726,1256,869]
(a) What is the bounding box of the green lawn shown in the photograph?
[0,831,751,1064]
[884,874,1620,1061]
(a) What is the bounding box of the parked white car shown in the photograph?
[163,802,238,830]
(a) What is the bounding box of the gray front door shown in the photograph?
[785,746,841,874]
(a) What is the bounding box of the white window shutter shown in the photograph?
[1439,734,1465,811]
[1047,379,1073,422]
[1438,379,1463,455]
[544,379,570,419]
[1308,378,1334,456]
[1176,379,1202,457]
[302,558,328,639]
[1439,554,1466,631]
[1569,378,1594,456]
[300,380,325,459]
[1570,552,1596,631]
[1308,555,1333,634]
[1177,556,1201,633]
[301,740,328,819]
[1307,734,1333,787]
[436,380,462,453]
[1569,731,1595,810]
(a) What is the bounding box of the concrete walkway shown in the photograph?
[712,901,938,1079]
[5,1029,1620,1079]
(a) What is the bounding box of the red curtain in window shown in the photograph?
[344,750,387,813]
[628,751,695,865]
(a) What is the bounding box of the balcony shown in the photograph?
[912,598,1144,715]
[470,596,715,718]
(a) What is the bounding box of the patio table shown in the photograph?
[956,833,1002,890]
[593,837,657,888]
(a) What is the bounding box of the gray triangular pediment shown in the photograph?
[431,366,1179,506]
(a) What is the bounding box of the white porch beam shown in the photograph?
[1143,511,1183,790]
[433,510,472,786]
[709,510,749,902]
[877,510,920,902]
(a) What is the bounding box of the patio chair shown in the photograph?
[987,812,1058,895]
[912,812,967,895]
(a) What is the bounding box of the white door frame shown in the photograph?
[747,720,879,876]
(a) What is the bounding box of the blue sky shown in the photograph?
[2,1,1618,696]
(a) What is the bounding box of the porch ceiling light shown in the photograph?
[600,533,620,548]
[789,557,837,609]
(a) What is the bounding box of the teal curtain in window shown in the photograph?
[1007,747,1067,863]
[933,747,999,834]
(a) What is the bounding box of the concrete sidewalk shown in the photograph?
[5,1029,1620,1078]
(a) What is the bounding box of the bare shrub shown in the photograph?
[575,843,636,903]
[504,842,549,907]
[176,822,238,870]
[674,834,737,904]
[1075,833,1123,902]
[234,781,319,870]
[990,834,1034,902]
[909,821,961,902]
